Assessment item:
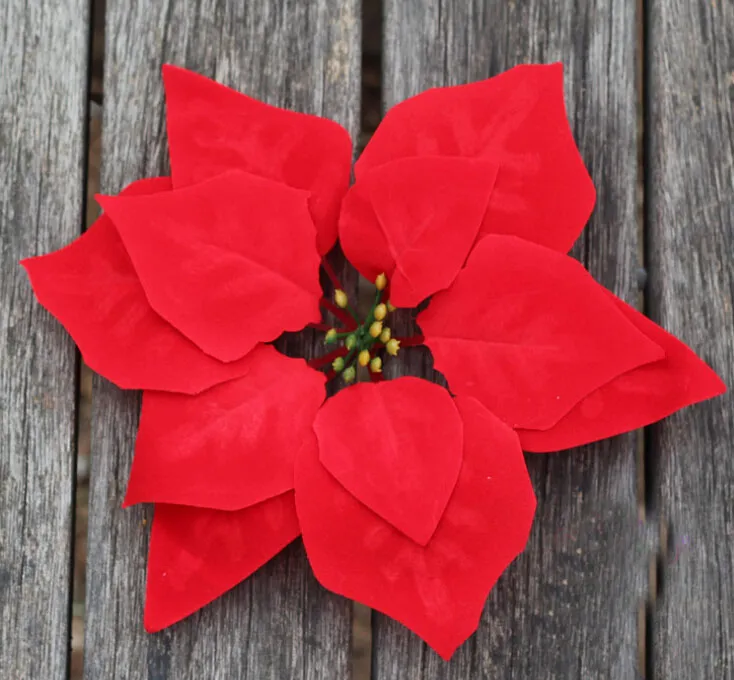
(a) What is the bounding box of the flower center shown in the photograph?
[323,276,402,383]
[308,259,424,383]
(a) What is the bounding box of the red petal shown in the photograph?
[418,235,665,430]
[296,396,536,659]
[339,157,499,307]
[125,346,325,510]
[97,170,322,363]
[357,63,595,253]
[144,494,299,632]
[21,177,257,393]
[313,378,463,546]
[162,64,352,255]
[517,294,726,451]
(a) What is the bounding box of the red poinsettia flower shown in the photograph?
[22,63,724,660]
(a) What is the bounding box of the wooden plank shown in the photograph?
[0,1,89,678]
[377,1,647,677]
[83,2,360,678]
[647,1,734,678]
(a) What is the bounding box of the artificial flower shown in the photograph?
[22,63,724,660]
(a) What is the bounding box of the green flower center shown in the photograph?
[325,276,400,382]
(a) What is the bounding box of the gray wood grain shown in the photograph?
[378,1,648,677]
[0,1,89,678]
[84,1,360,678]
[647,1,734,678]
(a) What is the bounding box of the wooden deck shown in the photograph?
[1,0,732,678]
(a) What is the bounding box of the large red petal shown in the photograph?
[418,235,665,431]
[314,377,463,546]
[162,64,352,255]
[296,396,536,659]
[517,294,726,452]
[125,346,326,510]
[21,177,256,393]
[339,157,499,307]
[98,170,322,363]
[357,63,595,253]
[144,494,299,632]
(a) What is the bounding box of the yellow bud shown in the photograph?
[332,357,345,372]
[387,300,396,313]
[342,366,356,383]
[345,334,357,350]
[375,273,387,291]
[386,338,401,356]
[369,321,383,338]
[379,327,391,344]
[325,328,338,344]
[334,289,348,309]
[358,349,371,367]
[374,303,387,321]
[369,356,382,373]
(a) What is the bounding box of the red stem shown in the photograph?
[394,334,424,348]
[320,298,356,329]
[308,346,348,370]
[321,257,344,291]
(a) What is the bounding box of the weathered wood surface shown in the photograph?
[647,1,734,678]
[84,1,360,679]
[0,2,89,678]
[379,1,648,677]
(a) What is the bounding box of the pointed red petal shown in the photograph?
[418,236,665,431]
[517,294,726,452]
[21,177,257,393]
[97,170,322,363]
[296,396,536,659]
[314,378,463,546]
[144,494,299,632]
[358,63,595,253]
[125,346,325,510]
[339,157,499,307]
[162,64,352,255]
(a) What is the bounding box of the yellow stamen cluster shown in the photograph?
[322,273,401,382]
